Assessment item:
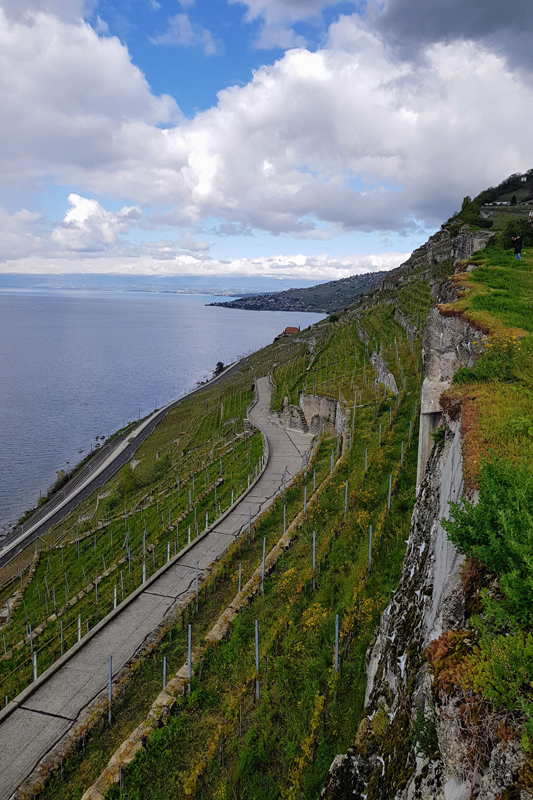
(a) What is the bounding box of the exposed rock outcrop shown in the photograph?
[393,307,419,339]
[321,229,524,800]
[371,351,399,396]
[377,227,494,297]
[274,393,345,438]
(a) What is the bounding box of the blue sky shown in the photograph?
[96,0,362,116]
[0,0,531,281]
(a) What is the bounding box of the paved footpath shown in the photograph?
[0,376,313,800]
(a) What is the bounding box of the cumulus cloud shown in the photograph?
[0,0,92,23]
[369,0,533,72]
[91,21,527,234]
[0,7,178,189]
[232,0,337,23]
[0,5,532,276]
[50,194,142,252]
[0,206,45,261]
[149,13,217,55]
[230,0,339,49]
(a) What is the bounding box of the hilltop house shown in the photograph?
[274,325,301,342]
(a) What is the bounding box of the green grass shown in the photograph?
[461,245,533,333]
[0,432,264,701]
[102,369,420,800]
[88,308,424,800]
[20,288,426,800]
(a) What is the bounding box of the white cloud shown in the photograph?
[0,8,178,190]
[179,231,210,252]
[94,14,109,34]
[229,0,338,49]
[102,22,528,234]
[0,7,532,276]
[0,206,45,260]
[254,24,306,50]
[50,193,142,252]
[232,0,334,22]
[149,13,216,55]
[0,250,409,279]
[0,0,92,23]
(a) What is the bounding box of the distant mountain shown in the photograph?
[207,270,388,313]
[0,274,329,296]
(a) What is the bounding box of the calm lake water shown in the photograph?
[0,290,324,531]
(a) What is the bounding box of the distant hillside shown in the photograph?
[207,270,388,313]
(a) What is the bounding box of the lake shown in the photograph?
[0,290,324,531]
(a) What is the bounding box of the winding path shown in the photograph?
[0,376,313,800]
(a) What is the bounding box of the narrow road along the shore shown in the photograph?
[0,356,247,570]
[0,376,313,800]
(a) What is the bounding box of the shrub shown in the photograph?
[443,459,533,623]
[430,426,446,447]
[148,453,172,485]
[453,366,477,385]
[496,218,533,250]
[410,701,438,758]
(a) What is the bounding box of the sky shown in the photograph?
[0,0,531,282]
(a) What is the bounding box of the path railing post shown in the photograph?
[255,620,260,700]
[108,655,112,725]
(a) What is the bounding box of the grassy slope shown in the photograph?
[438,245,533,488]
[101,309,422,800]
[0,361,265,700]
[424,239,533,793]
[0,269,430,800]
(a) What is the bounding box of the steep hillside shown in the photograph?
[322,191,533,799]
[1,171,532,800]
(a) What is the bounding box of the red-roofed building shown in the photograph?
[284,326,300,335]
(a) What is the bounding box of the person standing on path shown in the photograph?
[512,234,523,260]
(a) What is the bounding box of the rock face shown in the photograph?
[393,307,419,339]
[321,417,467,800]
[423,306,485,384]
[370,351,399,396]
[321,229,525,800]
[274,393,345,437]
[377,227,494,297]
[450,229,494,264]
[416,304,486,487]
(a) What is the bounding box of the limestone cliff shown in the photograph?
[320,228,526,800]
[376,227,494,297]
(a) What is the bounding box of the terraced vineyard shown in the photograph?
[0,272,431,800]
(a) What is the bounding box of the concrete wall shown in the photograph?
[299,393,338,434]
[272,392,345,441]
[370,351,399,396]
[415,305,486,489]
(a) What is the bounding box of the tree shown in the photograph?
[213,361,225,377]
[497,217,533,249]
[511,195,517,206]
